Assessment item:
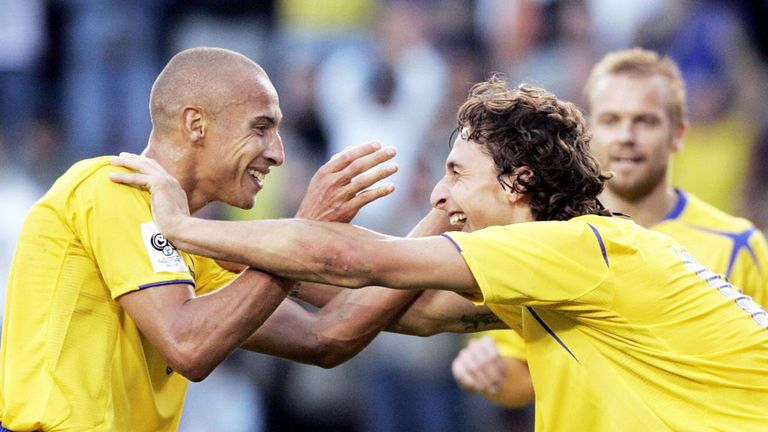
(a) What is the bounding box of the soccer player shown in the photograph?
[111,75,768,431]
[451,47,768,411]
[0,47,423,432]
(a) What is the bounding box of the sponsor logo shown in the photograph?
[151,233,177,257]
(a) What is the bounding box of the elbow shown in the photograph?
[163,345,217,383]
[304,335,363,369]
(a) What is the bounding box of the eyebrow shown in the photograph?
[446,160,463,170]
[253,115,278,126]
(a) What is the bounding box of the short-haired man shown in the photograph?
[0,47,416,432]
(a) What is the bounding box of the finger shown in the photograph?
[451,357,476,391]
[339,147,397,181]
[325,142,384,173]
[110,152,162,174]
[109,172,150,187]
[349,163,398,193]
[346,184,395,209]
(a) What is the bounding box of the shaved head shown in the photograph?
[149,47,270,134]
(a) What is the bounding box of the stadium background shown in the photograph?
[1,1,767,431]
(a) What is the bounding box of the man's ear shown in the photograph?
[182,106,206,144]
[501,166,534,202]
[670,120,688,154]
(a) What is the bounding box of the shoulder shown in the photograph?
[678,192,755,232]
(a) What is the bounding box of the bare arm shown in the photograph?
[115,143,399,381]
[240,286,420,368]
[241,209,458,367]
[386,289,508,336]
[118,270,292,382]
[110,153,478,294]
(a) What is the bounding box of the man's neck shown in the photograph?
[143,138,206,214]
[601,183,678,228]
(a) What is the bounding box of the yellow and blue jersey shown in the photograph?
[488,188,768,371]
[446,215,768,431]
[0,157,236,432]
[653,189,768,306]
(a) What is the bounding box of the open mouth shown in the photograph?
[247,167,266,188]
[449,212,467,226]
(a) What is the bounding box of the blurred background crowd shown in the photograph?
[1,1,767,431]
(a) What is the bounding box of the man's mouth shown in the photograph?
[449,212,467,226]
[247,167,266,188]
[610,155,643,169]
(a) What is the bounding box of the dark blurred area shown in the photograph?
[1,1,766,431]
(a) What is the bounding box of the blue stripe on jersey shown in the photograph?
[661,188,688,221]
[586,223,609,268]
[139,279,195,290]
[441,233,463,252]
[527,307,580,363]
[690,226,759,279]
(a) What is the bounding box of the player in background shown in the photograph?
[451,47,768,411]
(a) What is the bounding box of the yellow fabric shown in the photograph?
[490,189,768,369]
[446,215,768,431]
[671,115,755,214]
[0,157,236,432]
[652,190,768,306]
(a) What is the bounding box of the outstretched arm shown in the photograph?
[110,153,480,295]
[240,208,471,367]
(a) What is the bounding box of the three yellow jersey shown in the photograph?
[446,213,768,431]
[0,157,236,431]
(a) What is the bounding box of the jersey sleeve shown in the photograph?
[444,222,609,306]
[730,228,768,308]
[74,166,194,299]
[188,255,238,295]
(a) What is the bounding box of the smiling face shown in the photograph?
[430,132,516,232]
[588,73,685,202]
[198,75,284,210]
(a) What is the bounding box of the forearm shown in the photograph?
[170,270,292,380]
[169,217,387,288]
[386,290,507,336]
[291,282,344,307]
[242,286,419,368]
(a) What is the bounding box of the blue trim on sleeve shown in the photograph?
[441,233,463,252]
[527,307,579,363]
[586,223,609,268]
[661,188,687,221]
[139,279,195,290]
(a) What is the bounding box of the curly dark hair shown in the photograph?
[455,74,612,221]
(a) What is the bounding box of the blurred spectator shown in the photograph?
[0,0,46,169]
[637,0,765,216]
[0,141,43,319]
[58,0,164,160]
[315,0,448,235]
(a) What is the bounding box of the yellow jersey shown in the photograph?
[0,157,236,432]
[487,189,768,362]
[446,215,768,431]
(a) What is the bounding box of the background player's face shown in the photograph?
[200,76,285,209]
[588,73,684,202]
[430,134,513,232]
